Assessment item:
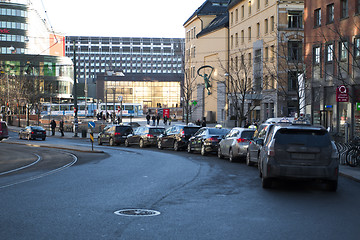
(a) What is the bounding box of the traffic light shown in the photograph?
[74,107,77,115]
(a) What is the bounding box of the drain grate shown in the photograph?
[114,209,161,217]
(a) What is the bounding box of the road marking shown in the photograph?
[0,152,78,189]
[0,153,41,176]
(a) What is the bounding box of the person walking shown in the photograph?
[168,116,172,125]
[152,115,156,126]
[163,115,167,125]
[156,114,160,126]
[59,119,64,137]
[146,113,151,125]
[50,119,56,136]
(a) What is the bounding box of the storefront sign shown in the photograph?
[163,108,170,118]
[357,103,360,111]
[336,85,349,102]
[0,29,10,34]
[325,105,333,109]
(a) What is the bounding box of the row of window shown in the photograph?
[75,56,182,62]
[0,21,27,30]
[0,34,25,42]
[314,0,360,28]
[186,27,196,42]
[67,51,177,56]
[78,68,182,79]
[0,8,27,17]
[78,62,181,69]
[230,0,270,26]
[0,47,25,54]
[67,42,175,49]
[313,38,360,65]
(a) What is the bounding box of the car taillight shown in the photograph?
[237,138,249,143]
[267,140,275,157]
[114,132,121,136]
[207,137,217,141]
[146,134,154,138]
[31,132,34,134]
[180,130,185,137]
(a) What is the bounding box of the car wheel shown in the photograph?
[19,134,22,139]
[218,147,224,159]
[246,151,253,166]
[201,144,207,156]
[157,140,163,150]
[139,139,144,148]
[187,143,192,153]
[229,149,235,162]
[98,137,102,145]
[109,138,115,146]
[262,177,272,189]
[125,139,130,147]
[327,180,338,192]
[173,141,179,151]
[42,137,46,141]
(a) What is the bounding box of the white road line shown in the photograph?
[0,152,78,189]
[0,153,41,176]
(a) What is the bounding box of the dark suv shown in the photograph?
[97,125,133,146]
[125,126,165,148]
[157,124,200,151]
[0,121,9,141]
[258,122,339,191]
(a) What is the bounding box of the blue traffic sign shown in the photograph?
[88,121,95,128]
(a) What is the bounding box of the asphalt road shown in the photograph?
[1,134,360,240]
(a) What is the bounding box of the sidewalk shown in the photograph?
[5,123,360,183]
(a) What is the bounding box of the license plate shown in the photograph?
[291,153,315,160]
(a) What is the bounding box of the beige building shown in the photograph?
[228,0,304,121]
[184,0,229,123]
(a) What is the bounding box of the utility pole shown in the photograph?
[73,41,78,137]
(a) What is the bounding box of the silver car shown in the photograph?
[258,123,339,191]
[218,128,255,162]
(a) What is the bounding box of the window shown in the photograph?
[257,22,260,38]
[271,45,275,61]
[326,43,334,62]
[235,9,239,22]
[231,35,234,49]
[288,11,303,28]
[265,0,269,5]
[314,8,321,27]
[313,46,321,65]
[340,41,348,61]
[357,0,360,14]
[235,56,238,71]
[341,0,348,18]
[327,4,334,24]
[255,49,261,63]
[265,19,268,34]
[249,0,252,16]
[264,47,269,61]
[248,27,252,42]
[257,0,260,10]
[241,30,244,44]
[355,38,360,58]
[235,32,239,47]
[231,12,234,25]
[288,71,299,91]
[241,5,245,19]
[270,16,275,31]
[288,41,302,62]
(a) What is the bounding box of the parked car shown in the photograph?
[98,125,133,146]
[125,126,165,148]
[187,127,230,156]
[246,123,271,166]
[157,124,200,151]
[218,127,255,162]
[19,126,46,140]
[264,117,294,124]
[0,121,9,141]
[258,122,339,191]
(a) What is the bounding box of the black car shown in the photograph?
[0,121,9,141]
[98,125,133,146]
[157,124,201,151]
[125,126,165,148]
[19,126,46,140]
[187,127,230,156]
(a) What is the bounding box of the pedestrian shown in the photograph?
[59,119,64,137]
[163,115,167,125]
[152,115,156,126]
[168,116,171,125]
[201,117,206,127]
[146,113,151,125]
[156,114,160,126]
[50,119,56,136]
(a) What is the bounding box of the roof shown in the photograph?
[197,12,229,38]
[184,0,230,26]
[228,0,242,10]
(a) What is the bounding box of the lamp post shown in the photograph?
[73,41,78,137]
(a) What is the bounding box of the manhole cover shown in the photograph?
[114,209,161,217]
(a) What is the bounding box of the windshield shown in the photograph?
[241,130,255,140]
[208,128,230,135]
[31,126,45,131]
[275,129,331,147]
[149,128,165,134]
[183,127,200,135]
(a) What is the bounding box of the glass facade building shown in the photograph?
[65,36,184,108]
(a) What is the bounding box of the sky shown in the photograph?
[34,0,206,38]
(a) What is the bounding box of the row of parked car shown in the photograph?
[97,117,340,191]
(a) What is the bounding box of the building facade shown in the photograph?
[304,0,360,139]
[65,36,184,108]
[0,0,73,118]
[228,0,304,123]
[184,0,229,124]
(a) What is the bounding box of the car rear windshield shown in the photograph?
[208,128,230,135]
[183,127,200,135]
[116,126,131,133]
[32,126,45,131]
[275,129,331,147]
[241,130,255,140]
[149,128,165,134]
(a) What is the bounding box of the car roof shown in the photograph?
[272,123,326,131]
[232,127,256,131]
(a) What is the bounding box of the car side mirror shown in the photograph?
[255,139,264,146]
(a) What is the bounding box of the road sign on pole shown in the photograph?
[357,103,360,111]
[88,121,95,128]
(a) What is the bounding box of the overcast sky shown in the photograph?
[34,0,205,38]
